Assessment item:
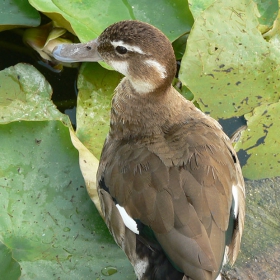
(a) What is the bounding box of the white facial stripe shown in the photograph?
[232,185,239,218]
[116,204,139,234]
[111,40,146,54]
[110,60,155,94]
[109,60,128,76]
[145,59,167,79]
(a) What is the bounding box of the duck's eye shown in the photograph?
[116,46,127,54]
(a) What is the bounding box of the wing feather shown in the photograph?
[98,120,245,279]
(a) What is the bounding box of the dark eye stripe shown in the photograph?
[116,45,127,54]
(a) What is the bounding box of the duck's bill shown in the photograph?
[52,38,101,62]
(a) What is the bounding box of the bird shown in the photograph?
[53,20,245,280]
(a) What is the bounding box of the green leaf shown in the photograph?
[179,0,280,179]
[0,243,21,279]
[180,0,280,119]
[188,0,215,18]
[189,0,279,31]
[0,0,40,32]
[0,121,134,279]
[0,63,135,279]
[29,0,193,42]
[235,102,280,180]
[254,0,278,32]
[0,63,69,125]
[263,7,280,49]
[172,34,188,60]
[76,62,122,159]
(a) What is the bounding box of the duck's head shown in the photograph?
[53,20,176,94]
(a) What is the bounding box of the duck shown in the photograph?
[53,20,245,280]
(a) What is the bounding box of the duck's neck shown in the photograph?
[109,78,190,140]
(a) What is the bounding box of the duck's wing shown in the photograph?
[97,122,245,280]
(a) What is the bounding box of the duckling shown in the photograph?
[53,20,245,280]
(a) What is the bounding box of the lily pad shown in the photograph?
[0,243,21,279]
[76,62,123,159]
[180,0,280,179]
[29,0,193,42]
[0,0,40,32]
[0,63,135,279]
[180,0,280,119]
[189,0,278,31]
[0,63,69,125]
[254,0,279,32]
[188,0,215,18]
[263,6,280,49]
[235,102,280,180]
[172,34,188,60]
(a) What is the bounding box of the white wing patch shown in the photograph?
[215,274,222,280]
[111,40,146,54]
[145,59,167,79]
[116,204,139,234]
[134,259,149,279]
[222,246,229,266]
[232,185,239,218]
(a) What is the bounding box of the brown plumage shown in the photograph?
[53,20,245,280]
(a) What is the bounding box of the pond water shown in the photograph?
[0,29,279,280]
